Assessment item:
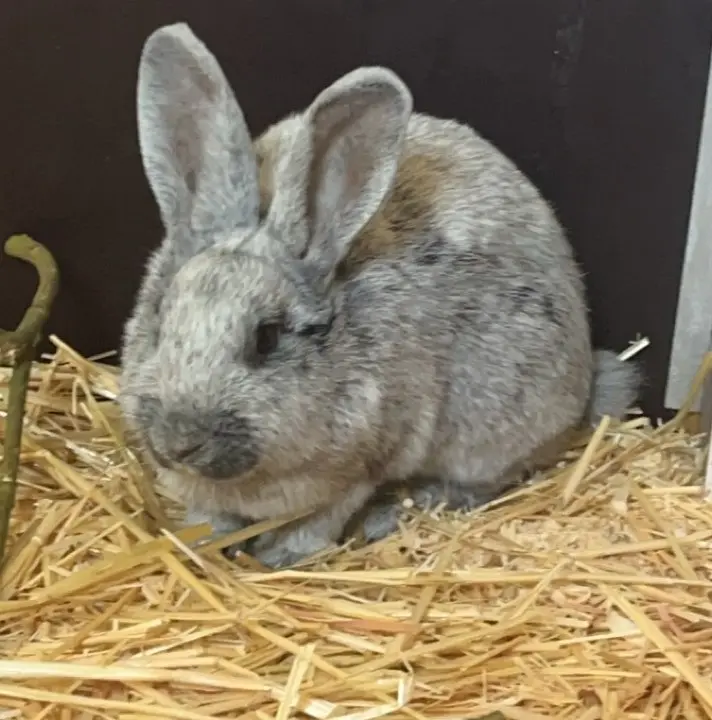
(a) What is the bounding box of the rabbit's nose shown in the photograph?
[148,422,205,467]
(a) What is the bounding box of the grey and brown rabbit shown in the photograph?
[118,22,641,568]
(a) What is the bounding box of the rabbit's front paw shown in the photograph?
[247,527,334,569]
[360,477,521,543]
[183,510,252,555]
[250,543,312,570]
[408,477,520,513]
[361,500,402,543]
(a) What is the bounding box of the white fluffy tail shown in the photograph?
[585,349,642,425]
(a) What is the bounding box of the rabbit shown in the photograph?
[118,22,641,569]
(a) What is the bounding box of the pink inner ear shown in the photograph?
[191,62,220,101]
[310,98,397,227]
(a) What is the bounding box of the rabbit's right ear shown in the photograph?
[266,67,412,288]
[136,23,259,239]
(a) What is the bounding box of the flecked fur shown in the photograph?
[119,23,641,567]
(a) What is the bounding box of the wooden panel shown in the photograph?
[666,52,712,412]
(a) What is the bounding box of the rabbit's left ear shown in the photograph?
[137,23,260,237]
[266,67,412,286]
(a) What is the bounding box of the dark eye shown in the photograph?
[297,323,332,338]
[255,321,282,358]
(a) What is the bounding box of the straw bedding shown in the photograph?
[1,337,712,720]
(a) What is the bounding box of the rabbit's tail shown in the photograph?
[585,349,642,424]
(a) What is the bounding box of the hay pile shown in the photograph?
[1,338,712,720]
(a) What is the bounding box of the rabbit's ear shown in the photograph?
[267,67,412,285]
[137,23,259,237]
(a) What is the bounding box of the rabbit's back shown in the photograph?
[257,112,581,289]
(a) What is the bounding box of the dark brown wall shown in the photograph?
[1,0,710,419]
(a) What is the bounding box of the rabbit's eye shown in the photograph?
[255,321,282,358]
[297,322,331,338]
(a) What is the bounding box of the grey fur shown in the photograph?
[119,23,641,567]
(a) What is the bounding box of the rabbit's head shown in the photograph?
[119,23,412,483]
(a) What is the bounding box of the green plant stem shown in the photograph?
[0,235,59,570]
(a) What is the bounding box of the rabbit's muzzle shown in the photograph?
[145,407,260,481]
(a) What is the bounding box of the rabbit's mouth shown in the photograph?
[118,396,261,481]
[142,422,261,482]
[156,448,260,482]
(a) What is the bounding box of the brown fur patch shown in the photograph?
[341,152,451,277]
[254,140,275,220]
[254,128,452,279]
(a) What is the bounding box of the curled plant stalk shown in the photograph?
[0,235,59,569]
